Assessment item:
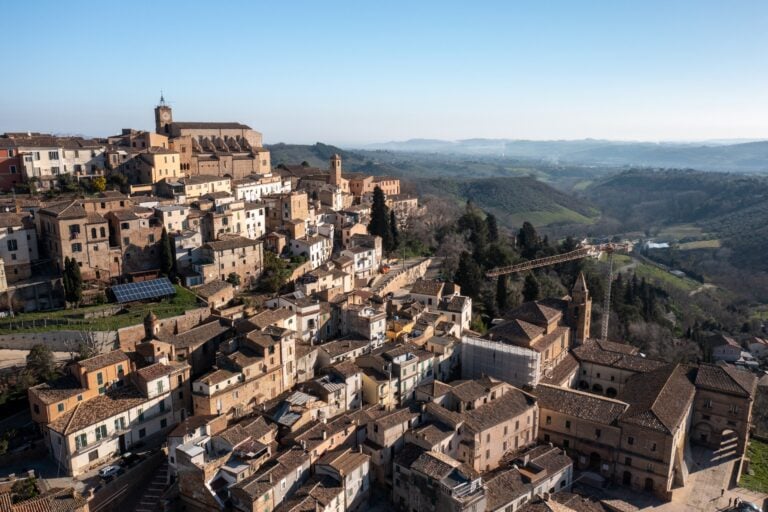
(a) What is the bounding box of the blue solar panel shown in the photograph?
[111,278,176,303]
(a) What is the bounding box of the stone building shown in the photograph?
[37,200,112,280]
[154,99,271,178]
[199,236,264,285]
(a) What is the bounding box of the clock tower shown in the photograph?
[154,93,173,135]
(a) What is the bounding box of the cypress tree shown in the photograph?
[159,228,175,278]
[496,275,509,312]
[486,213,499,242]
[454,251,483,299]
[367,186,393,251]
[522,273,540,302]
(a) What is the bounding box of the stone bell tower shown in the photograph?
[154,93,173,135]
[329,154,342,186]
[568,272,592,344]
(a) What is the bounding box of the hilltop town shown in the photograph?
[0,101,763,512]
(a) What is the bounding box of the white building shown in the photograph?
[233,174,291,201]
[290,235,333,270]
[244,202,266,239]
[0,212,39,282]
[155,205,190,233]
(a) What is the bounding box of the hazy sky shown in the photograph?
[2,0,767,144]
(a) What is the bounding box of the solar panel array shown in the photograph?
[111,278,176,303]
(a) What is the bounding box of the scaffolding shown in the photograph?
[461,335,541,388]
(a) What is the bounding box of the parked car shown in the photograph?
[119,452,139,466]
[738,502,763,512]
[98,465,121,480]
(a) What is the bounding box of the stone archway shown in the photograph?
[606,387,617,398]
[579,380,589,390]
[592,383,603,394]
[691,421,715,446]
[644,477,654,492]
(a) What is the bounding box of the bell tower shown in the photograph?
[568,272,592,344]
[154,93,173,135]
[329,154,342,186]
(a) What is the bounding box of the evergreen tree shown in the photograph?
[63,257,82,304]
[486,214,499,243]
[367,186,393,252]
[454,251,483,299]
[159,228,175,278]
[522,273,540,302]
[496,275,509,312]
[26,344,55,381]
[260,251,292,293]
[517,222,540,259]
[390,210,400,251]
[62,257,72,304]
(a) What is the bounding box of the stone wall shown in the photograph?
[373,258,432,297]
[0,330,116,352]
[118,306,210,351]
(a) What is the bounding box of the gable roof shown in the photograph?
[618,364,696,434]
[695,363,757,398]
[533,384,628,425]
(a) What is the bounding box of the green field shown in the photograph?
[611,254,699,293]
[503,205,597,227]
[0,285,199,334]
[678,239,722,250]
[656,224,707,239]
[740,439,768,493]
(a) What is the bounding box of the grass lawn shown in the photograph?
[610,254,699,294]
[678,239,722,250]
[740,439,768,493]
[0,285,199,333]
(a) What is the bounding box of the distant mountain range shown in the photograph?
[357,138,768,173]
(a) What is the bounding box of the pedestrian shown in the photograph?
[721,488,725,497]
[729,497,732,507]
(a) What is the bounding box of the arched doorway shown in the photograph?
[589,452,601,471]
[592,383,603,394]
[644,478,654,492]
[606,387,617,398]
[622,471,632,486]
[579,380,589,390]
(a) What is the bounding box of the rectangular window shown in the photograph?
[115,417,126,431]
[157,381,164,394]
[48,151,59,160]
[546,416,551,425]
[6,240,17,251]
[76,433,87,449]
[138,408,144,422]
[627,436,634,445]
[159,400,166,412]
[95,425,107,441]
[565,420,571,429]
[97,372,103,385]
[563,439,570,448]
[71,243,82,252]
[139,428,146,438]
[57,403,64,412]
[625,457,632,466]
[160,418,167,428]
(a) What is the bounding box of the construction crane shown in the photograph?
[485,242,633,341]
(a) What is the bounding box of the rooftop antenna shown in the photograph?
[159,91,167,106]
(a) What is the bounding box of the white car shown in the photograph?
[98,465,121,479]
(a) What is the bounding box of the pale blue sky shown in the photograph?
[1,1,766,144]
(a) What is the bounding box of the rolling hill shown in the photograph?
[361,138,768,173]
